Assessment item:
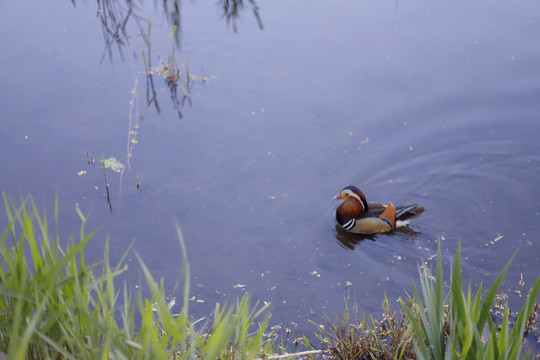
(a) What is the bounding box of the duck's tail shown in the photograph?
[396,204,425,221]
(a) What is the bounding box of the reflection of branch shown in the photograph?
[144,23,192,119]
[101,156,113,214]
[76,0,181,62]
[71,0,263,61]
[96,0,148,62]
[161,0,182,47]
[146,74,161,114]
[86,151,94,164]
[219,0,264,32]
[163,55,191,119]
[70,0,262,116]
[142,22,162,114]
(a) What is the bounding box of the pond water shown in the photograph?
[1,0,539,349]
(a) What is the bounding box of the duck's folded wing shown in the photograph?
[395,204,425,221]
[366,202,386,215]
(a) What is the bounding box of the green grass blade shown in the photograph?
[507,275,540,359]
[476,250,517,334]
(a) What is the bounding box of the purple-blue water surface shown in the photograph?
[1,0,539,348]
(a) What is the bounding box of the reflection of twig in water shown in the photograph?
[101,155,113,214]
[142,22,161,115]
[71,0,177,63]
[86,151,94,164]
[71,0,263,59]
[161,0,182,47]
[168,25,191,118]
[219,0,264,32]
[97,0,147,63]
[144,23,192,118]
[71,0,262,117]
[145,73,161,114]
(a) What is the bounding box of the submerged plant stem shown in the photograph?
[101,155,113,214]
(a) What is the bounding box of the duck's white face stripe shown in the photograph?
[344,190,365,212]
[343,218,356,230]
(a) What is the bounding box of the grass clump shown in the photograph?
[314,241,540,359]
[403,241,540,360]
[0,194,278,359]
[313,294,415,359]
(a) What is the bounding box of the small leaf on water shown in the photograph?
[233,284,246,289]
[77,170,87,176]
[103,157,125,172]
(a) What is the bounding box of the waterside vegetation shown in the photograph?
[0,195,539,359]
[312,244,540,359]
[0,195,278,359]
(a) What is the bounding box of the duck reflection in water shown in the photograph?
[335,224,422,250]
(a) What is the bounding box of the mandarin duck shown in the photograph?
[334,185,424,234]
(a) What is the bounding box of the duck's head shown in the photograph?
[334,185,368,213]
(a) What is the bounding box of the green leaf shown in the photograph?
[102,157,125,172]
[476,249,517,334]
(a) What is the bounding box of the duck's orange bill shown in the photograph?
[334,194,343,200]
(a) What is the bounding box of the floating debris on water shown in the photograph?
[86,151,94,164]
[103,157,125,172]
[482,235,504,247]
